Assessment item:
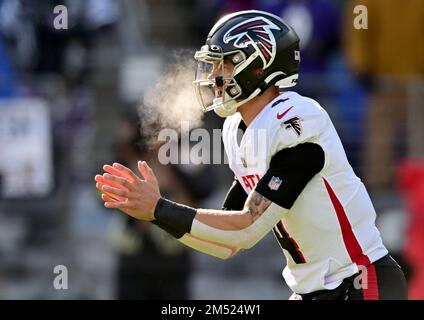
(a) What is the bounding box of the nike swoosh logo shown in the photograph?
[277,106,294,120]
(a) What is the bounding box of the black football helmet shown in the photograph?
[193,10,300,117]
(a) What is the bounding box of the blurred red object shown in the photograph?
[398,160,424,299]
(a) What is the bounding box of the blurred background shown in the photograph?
[0,0,423,300]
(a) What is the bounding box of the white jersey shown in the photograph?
[222,91,388,294]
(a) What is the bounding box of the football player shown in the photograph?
[95,10,407,300]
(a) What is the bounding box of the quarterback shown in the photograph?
[95,10,407,300]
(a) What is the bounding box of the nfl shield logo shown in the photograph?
[268,176,282,191]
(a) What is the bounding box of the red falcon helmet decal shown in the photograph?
[223,17,281,69]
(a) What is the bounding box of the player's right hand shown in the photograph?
[94,161,161,221]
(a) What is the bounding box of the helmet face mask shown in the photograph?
[193,45,246,117]
[193,10,301,118]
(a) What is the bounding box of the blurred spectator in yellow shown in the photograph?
[344,0,424,299]
[344,0,424,194]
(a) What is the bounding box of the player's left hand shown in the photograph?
[94,161,161,221]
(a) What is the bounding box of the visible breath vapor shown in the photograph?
[139,53,204,148]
